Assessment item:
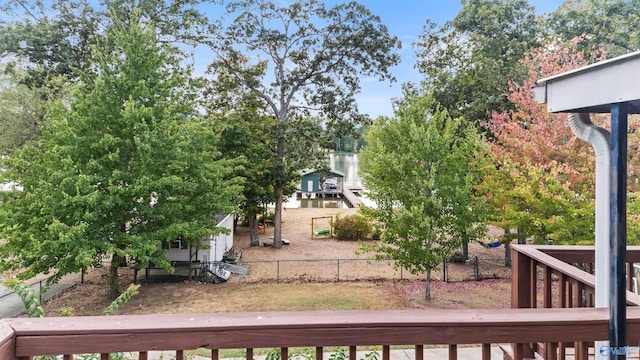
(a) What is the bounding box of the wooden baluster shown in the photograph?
[544,265,552,308]
[382,345,390,360]
[567,281,574,308]
[247,348,254,360]
[281,347,288,360]
[546,342,558,360]
[514,343,523,360]
[573,283,582,308]
[574,342,587,360]
[558,343,566,360]
[560,274,567,308]
[63,355,72,360]
[627,263,633,291]
[101,354,109,360]
[530,260,537,308]
[139,351,148,360]
[481,343,491,360]
[349,346,357,360]
[176,349,184,360]
[211,348,219,360]
[448,344,457,360]
[315,347,323,360]
[415,345,423,360]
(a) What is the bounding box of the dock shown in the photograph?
[299,186,363,207]
[342,186,362,207]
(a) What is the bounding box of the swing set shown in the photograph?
[311,216,333,239]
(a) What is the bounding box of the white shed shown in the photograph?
[145,214,235,279]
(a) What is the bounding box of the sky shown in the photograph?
[316,0,567,118]
[186,1,566,119]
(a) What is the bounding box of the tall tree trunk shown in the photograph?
[462,242,469,260]
[272,125,285,249]
[517,227,525,244]
[504,228,512,268]
[108,253,122,300]
[425,268,432,301]
[273,184,283,248]
[249,212,260,247]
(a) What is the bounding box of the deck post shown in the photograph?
[511,246,532,309]
[610,102,628,357]
[511,246,534,357]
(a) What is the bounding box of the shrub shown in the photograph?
[448,251,467,263]
[258,210,276,224]
[334,214,372,241]
[371,226,382,240]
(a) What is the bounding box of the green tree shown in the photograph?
[0,0,100,89]
[359,89,489,300]
[0,0,210,154]
[0,0,98,152]
[104,0,211,47]
[415,0,542,125]
[207,76,278,246]
[548,0,640,57]
[207,0,400,248]
[0,11,243,299]
[0,68,73,155]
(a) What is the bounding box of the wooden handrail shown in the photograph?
[3,308,640,358]
[530,245,640,264]
[512,246,596,289]
[512,245,640,306]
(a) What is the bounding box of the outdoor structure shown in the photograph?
[300,169,344,193]
[533,50,640,358]
[145,214,235,278]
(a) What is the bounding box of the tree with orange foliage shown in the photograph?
[483,39,609,245]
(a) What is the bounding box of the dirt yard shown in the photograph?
[40,207,513,316]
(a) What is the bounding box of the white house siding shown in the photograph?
[162,214,234,264]
[208,214,234,263]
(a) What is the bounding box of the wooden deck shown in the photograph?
[4,308,640,359]
[3,245,640,359]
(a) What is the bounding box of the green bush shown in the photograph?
[258,210,276,224]
[371,226,382,240]
[448,251,467,263]
[334,214,372,241]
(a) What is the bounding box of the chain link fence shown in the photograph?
[220,257,510,284]
[0,272,84,318]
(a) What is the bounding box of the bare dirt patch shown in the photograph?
[40,207,512,316]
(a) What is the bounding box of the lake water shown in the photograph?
[284,153,366,208]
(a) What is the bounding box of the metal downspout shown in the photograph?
[568,113,611,358]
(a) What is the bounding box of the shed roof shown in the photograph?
[300,169,345,178]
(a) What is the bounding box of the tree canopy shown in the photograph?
[482,38,640,245]
[547,0,640,57]
[359,89,489,300]
[0,11,243,299]
[415,0,542,125]
[206,0,400,248]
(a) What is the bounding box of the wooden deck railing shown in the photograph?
[2,308,640,360]
[511,245,640,309]
[510,244,640,359]
[2,245,640,360]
